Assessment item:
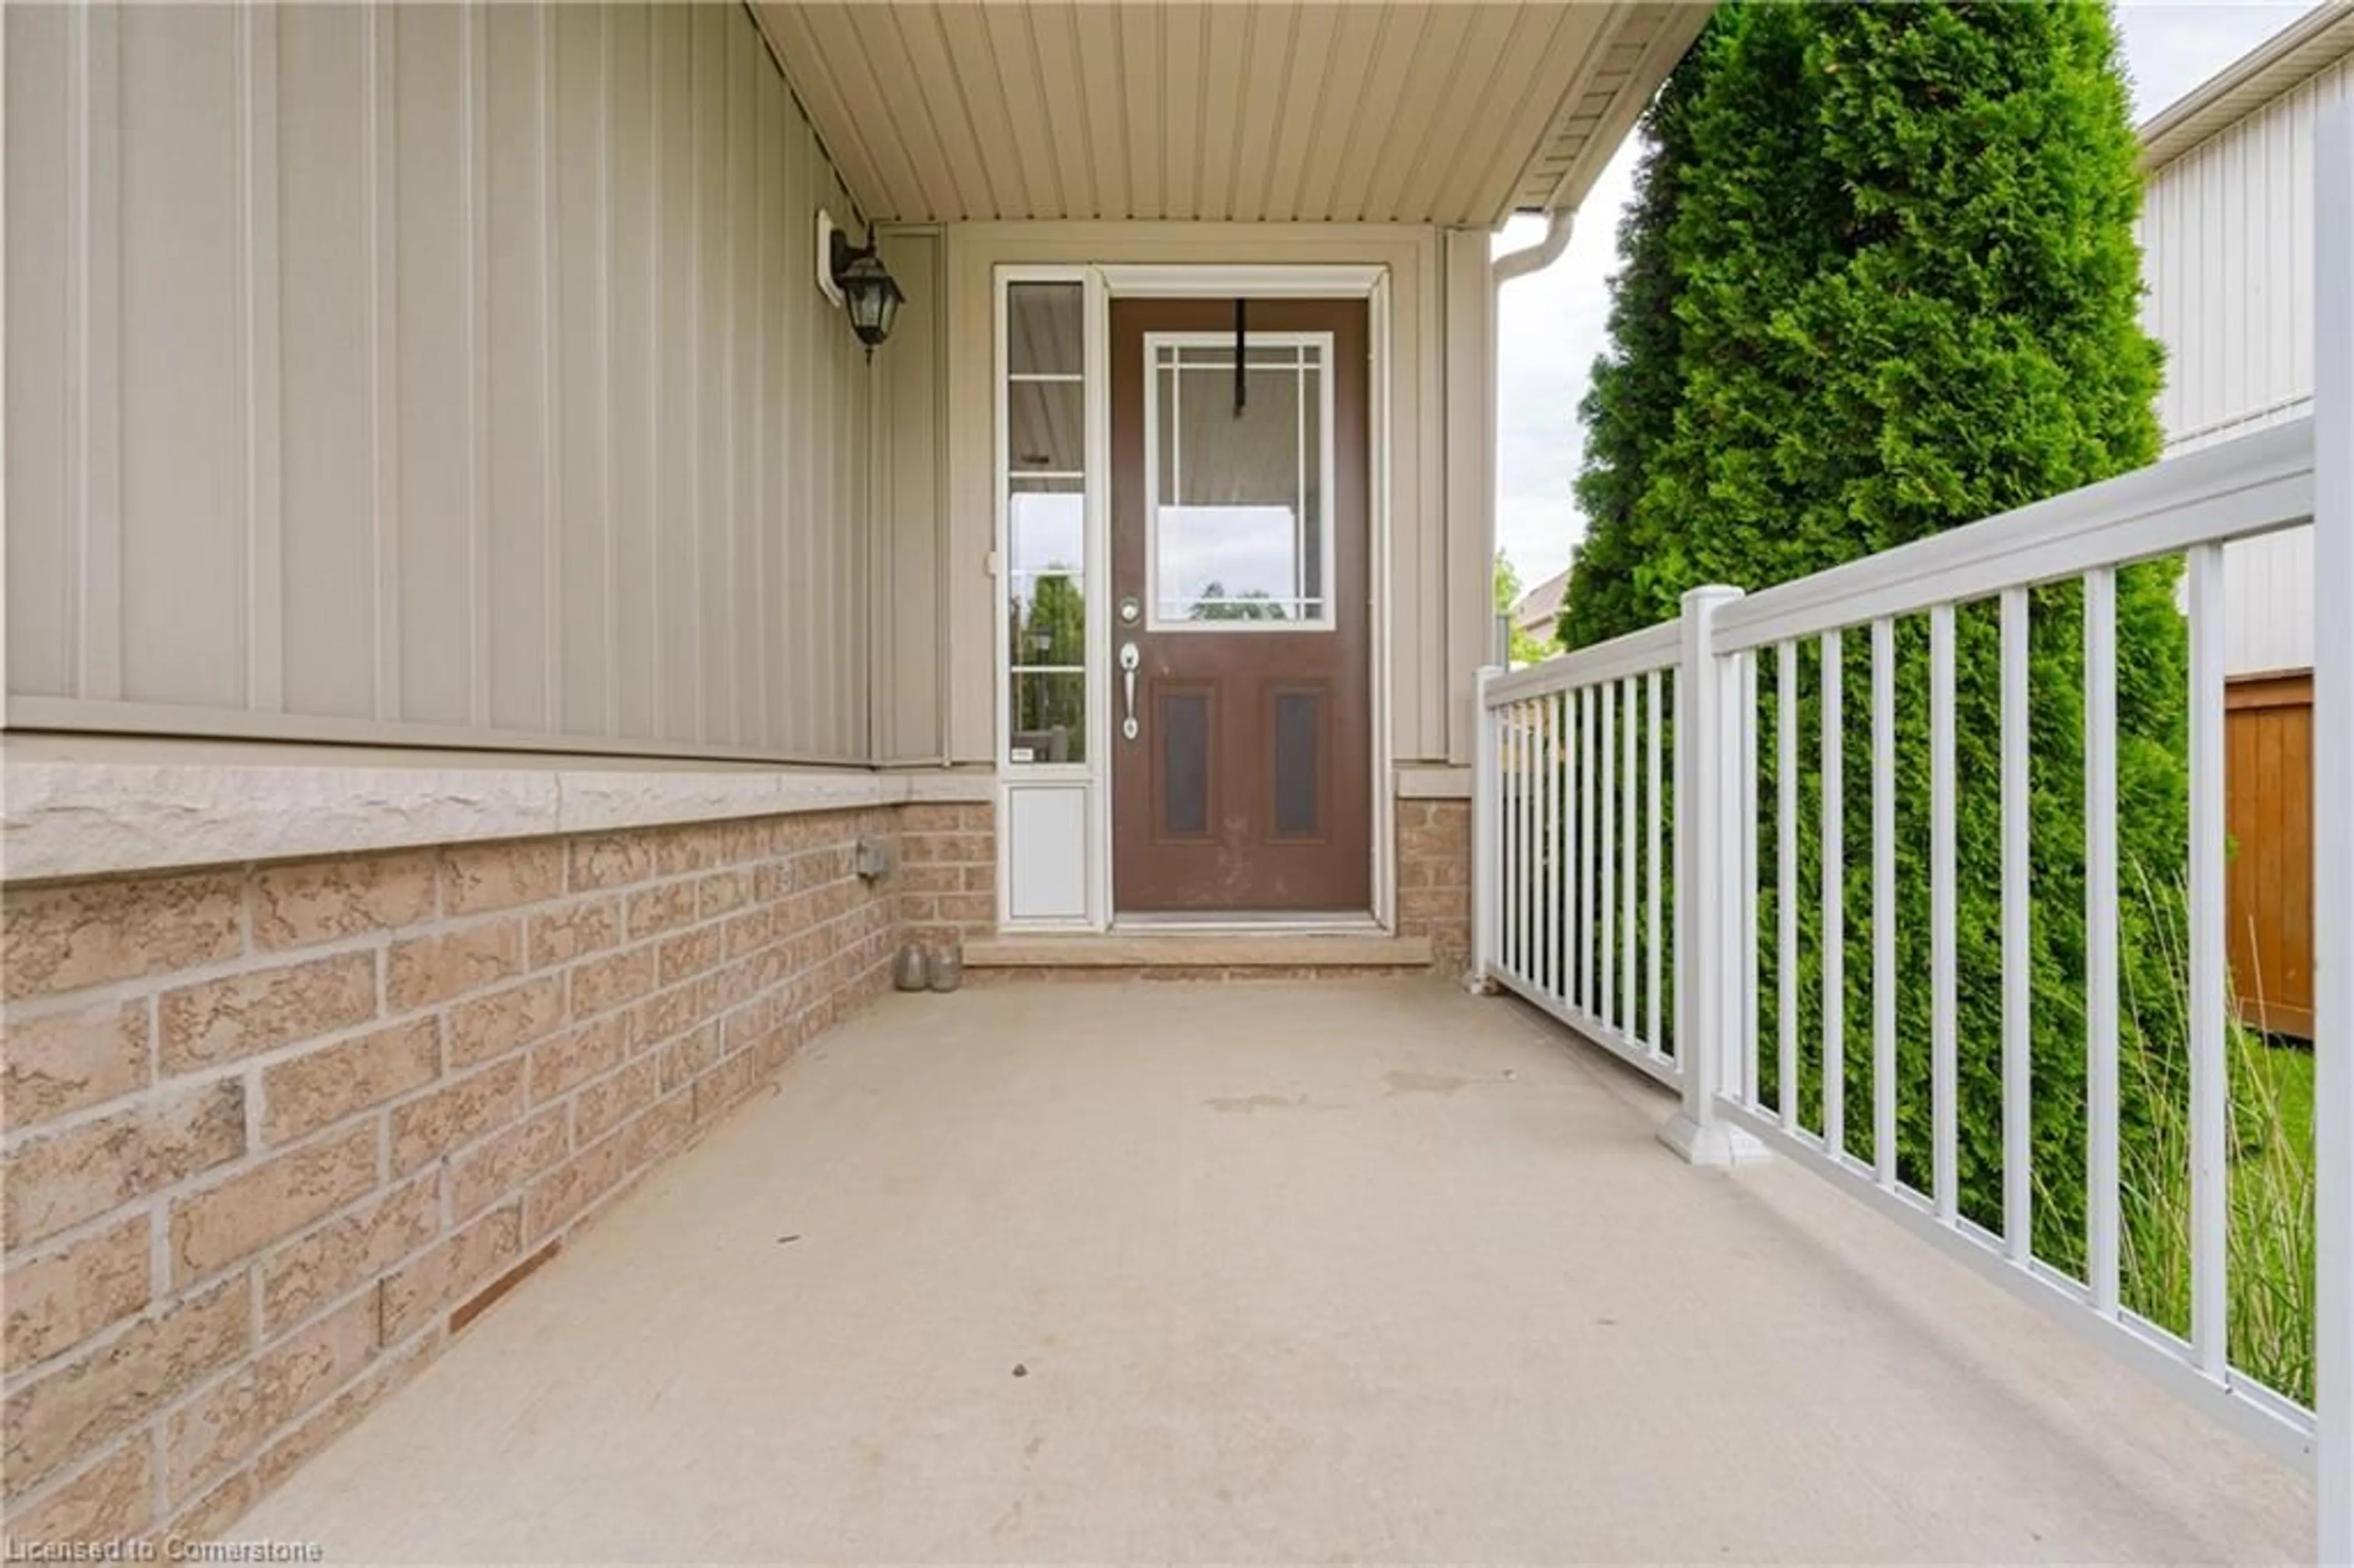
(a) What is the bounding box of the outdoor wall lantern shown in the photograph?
[828,224,903,357]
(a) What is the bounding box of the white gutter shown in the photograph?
[1492,206,1575,287]
[1483,206,1577,663]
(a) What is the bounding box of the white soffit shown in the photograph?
[753,2,1710,226]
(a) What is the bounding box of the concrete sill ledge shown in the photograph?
[964,933,1434,970]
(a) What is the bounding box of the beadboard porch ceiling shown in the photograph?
[752,2,1711,226]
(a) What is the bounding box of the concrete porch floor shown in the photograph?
[242,978,2312,1563]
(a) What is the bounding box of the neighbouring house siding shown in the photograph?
[3,2,875,763]
[0,806,912,1541]
[2138,57,2341,676]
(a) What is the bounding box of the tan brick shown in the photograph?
[568,832,653,891]
[259,1174,439,1338]
[721,905,775,960]
[633,980,706,1049]
[696,959,760,1021]
[159,951,377,1075]
[2,1435,156,1545]
[2,871,243,1003]
[166,1291,376,1501]
[652,823,729,878]
[623,880,698,940]
[2,1083,245,1250]
[572,1057,658,1146]
[934,891,992,926]
[3,1214,150,1374]
[379,1203,521,1342]
[440,840,564,915]
[568,944,657,1019]
[169,1125,378,1285]
[1,1277,249,1498]
[252,1327,434,1494]
[261,1017,440,1145]
[529,1015,630,1104]
[525,1133,627,1241]
[251,851,436,951]
[448,1105,568,1224]
[658,926,723,987]
[164,1466,255,1544]
[1,999,148,1133]
[389,1058,526,1174]
[902,832,990,865]
[448,974,566,1070]
[528,896,621,969]
[622,1090,692,1171]
[387,920,522,1013]
[698,1048,759,1119]
[695,869,753,919]
[657,1026,718,1095]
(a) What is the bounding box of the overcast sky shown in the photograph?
[1495,2,2327,595]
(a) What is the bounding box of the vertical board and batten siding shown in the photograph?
[2139,56,2339,677]
[4,2,875,763]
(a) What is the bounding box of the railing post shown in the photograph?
[2310,96,2352,1568]
[1469,663,1504,992]
[1659,585,1767,1167]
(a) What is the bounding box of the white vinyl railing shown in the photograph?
[1475,622,1680,1086]
[1474,105,2354,1563]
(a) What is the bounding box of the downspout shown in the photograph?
[1492,204,1575,287]
[1485,207,1576,662]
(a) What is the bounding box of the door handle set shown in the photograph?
[1119,641,1141,742]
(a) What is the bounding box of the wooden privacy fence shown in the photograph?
[2227,670,2315,1040]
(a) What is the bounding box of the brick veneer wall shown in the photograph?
[896,802,996,954]
[1395,799,1471,979]
[0,805,908,1545]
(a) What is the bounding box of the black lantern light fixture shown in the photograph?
[829,225,904,357]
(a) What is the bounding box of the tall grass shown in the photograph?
[2116,862,2317,1407]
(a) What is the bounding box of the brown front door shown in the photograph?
[1109,298,1372,913]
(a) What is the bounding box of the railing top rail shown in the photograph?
[1484,620,1680,706]
[1710,418,2314,655]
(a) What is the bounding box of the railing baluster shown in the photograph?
[1474,669,1495,985]
[1545,690,1563,1002]
[1932,603,1959,1223]
[1872,617,1896,1189]
[1742,652,1760,1108]
[1517,698,1532,984]
[1602,680,1618,1031]
[2001,585,2033,1263]
[2084,569,2120,1311]
[1647,668,1664,1055]
[2188,543,2229,1376]
[1823,628,1846,1159]
[1778,639,1799,1133]
[1582,687,1598,1011]
[1623,676,1639,1046]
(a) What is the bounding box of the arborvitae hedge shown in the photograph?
[1563,1,2186,1274]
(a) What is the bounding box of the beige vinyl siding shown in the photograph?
[871,229,948,764]
[4,1,875,763]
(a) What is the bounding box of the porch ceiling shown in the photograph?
[752,2,1710,226]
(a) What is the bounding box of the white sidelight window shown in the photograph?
[1004,280,1091,768]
